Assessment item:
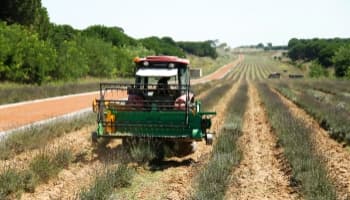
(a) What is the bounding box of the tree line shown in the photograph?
[288,38,350,78]
[0,0,218,84]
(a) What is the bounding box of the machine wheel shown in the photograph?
[175,141,197,157]
[91,131,99,144]
[206,133,213,145]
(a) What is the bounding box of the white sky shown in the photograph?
[42,0,350,47]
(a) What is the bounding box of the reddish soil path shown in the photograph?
[191,54,243,85]
[0,93,99,131]
[0,56,242,132]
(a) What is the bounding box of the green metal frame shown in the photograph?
[96,101,215,141]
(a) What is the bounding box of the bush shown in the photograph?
[275,84,350,145]
[0,168,24,198]
[29,152,59,182]
[178,41,218,58]
[139,36,185,57]
[0,22,56,84]
[54,148,74,169]
[79,164,134,200]
[21,170,39,193]
[309,61,328,78]
[258,83,336,199]
[333,44,350,78]
[0,148,73,198]
[193,83,248,200]
[54,40,89,80]
[78,36,118,77]
[128,140,156,164]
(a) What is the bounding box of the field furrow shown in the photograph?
[225,83,298,200]
[273,88,350,200]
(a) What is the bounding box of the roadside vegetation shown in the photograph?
[0,78,131,105]
[258,83,336,200]
[0,112,95,160]
[273,82,350,145]
[192,82,248,200]
[0,0,220,87]
[287,38,350,78]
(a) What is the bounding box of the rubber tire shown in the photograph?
[171,141,196,157]
[206,133,213,145]
[91,131,99,144]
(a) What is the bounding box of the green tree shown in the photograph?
[177,41,217,58]
[54,40,88,80]
[0,22,56,84]
[140,36,185,57]
[309,61,328,78]
[33,7,50,39]
[0,0,40,25]
[333,44,350,78]
[257,43,264,49]
[47,24,79,48]
[0,0,50,39]
[78,36,117,77]
[82,25,137,47]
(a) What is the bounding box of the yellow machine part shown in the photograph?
[105,111,116,134]
[92,98,98,113]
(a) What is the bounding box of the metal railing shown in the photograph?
[97,83,192,128]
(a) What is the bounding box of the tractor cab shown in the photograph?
[128,56,193,110]
[92,55,215,155]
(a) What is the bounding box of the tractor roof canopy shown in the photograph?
[134,56,190,66]
[136,68,178,77]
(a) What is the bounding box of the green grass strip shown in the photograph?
[258,83,336,200]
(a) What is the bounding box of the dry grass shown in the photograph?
[0,148,74,198]
[0,112,95,160]
[79,164,134,200]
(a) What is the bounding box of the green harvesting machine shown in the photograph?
[92,56,216,156]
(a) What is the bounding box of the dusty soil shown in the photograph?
[225,83,299,200]
[273,88,350,200]
[20,138,125,200]
[21,161,101,200]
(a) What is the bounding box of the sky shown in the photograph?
[41,0,350,47]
